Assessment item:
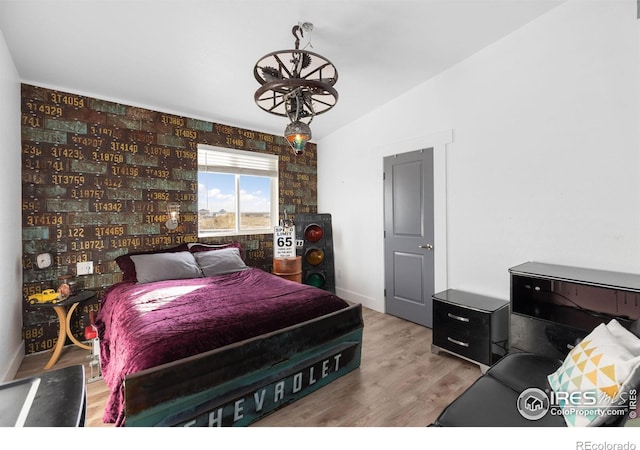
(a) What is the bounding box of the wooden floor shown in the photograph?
[15,306,481,427]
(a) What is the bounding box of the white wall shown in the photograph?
[0,27,25,380]
[318,0,640,312]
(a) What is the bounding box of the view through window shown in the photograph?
[197,145,278,237]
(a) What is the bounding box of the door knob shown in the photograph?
[419,244,433,250]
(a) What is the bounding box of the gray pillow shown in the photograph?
[130,251,203,283]
[193,247,248,277]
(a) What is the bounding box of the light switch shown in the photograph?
[77,261,94,275]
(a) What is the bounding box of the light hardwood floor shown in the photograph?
[15,306,481,427]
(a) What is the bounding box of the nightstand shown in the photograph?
[272,256,302,283]
[431,289,509,372]
[32,290,96,369]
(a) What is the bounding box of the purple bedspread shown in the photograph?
[95,268,350,426]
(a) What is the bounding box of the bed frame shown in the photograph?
[124,303,363,426]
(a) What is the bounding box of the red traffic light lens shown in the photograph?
[305,248,324,265]
[304,224,323,242]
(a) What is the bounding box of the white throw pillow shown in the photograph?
[547,320,640,426]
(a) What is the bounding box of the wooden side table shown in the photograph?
[34,290,96,369]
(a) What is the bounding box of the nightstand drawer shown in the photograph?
[433,331,488,364]
[433,301,490,338]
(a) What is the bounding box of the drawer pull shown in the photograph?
[447,312,470,323]
[447,337,470,348]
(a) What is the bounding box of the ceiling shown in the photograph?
[0,0,564,141]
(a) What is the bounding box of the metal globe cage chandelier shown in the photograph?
[254,22,338,155]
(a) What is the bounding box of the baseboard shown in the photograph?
[335,287,381,313]
[1,339,25,382]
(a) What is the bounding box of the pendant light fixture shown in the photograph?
[254,22,338,155]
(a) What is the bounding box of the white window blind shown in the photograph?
[198,144,278,177]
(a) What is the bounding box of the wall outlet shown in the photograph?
[77,261,94,275]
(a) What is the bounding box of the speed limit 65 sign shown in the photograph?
[273,226,296,258]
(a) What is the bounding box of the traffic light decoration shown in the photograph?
[295,213,335,293]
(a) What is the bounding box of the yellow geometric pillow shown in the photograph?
[547,320,640,426]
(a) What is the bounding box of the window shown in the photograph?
[197,144,278,237]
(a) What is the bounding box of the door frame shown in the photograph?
[378,129,453,305]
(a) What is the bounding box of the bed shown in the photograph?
[95,243,363,427]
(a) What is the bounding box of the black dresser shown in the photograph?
[509,261,640,361]
[431,289,509,372]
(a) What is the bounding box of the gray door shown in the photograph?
[384,148,435,327]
